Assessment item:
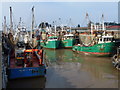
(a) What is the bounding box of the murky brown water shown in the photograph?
[7,49,119,88]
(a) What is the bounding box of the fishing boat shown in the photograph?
[7,42,46,79]
[38,22,60,49]
[60,33,76,48]
[72,14,119,56]
[2,31,46,79]
[40,35,60,49]
[59,18,76,48]
[72,34,117,56]
[2,6,46,80]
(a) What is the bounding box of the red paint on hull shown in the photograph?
[64,46,72,49]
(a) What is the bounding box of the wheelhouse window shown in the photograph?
[49,37,58,40]
[65,36,74,39]
[17,42,25,48]
[103,38,113,42]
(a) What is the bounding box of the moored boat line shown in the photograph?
[1,2,120,89]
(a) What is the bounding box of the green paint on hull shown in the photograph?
[72,42,116,56]
[37,35,60,49]
[41,40,60,49]
[61,39,75,48]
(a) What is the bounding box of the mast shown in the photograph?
[86,13,90,27]
[96,24,99,31]
[53,21,56,35]
[10,7,13,34]
[52,21,55,33]
[55,25,56,36]
[31,6,35,43]
[59,18,63,31]
[19,17,22,26]
[102,14,105,31]
[68,18,72,33]
[3,16,7,34]
[32,6,35,32]
[18,17,22,31]
[90,23,93,34]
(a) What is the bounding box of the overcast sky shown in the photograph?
[0,1,119,30]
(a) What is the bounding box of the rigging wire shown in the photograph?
[81,13,91,27]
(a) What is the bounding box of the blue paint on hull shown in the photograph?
[8,66,46,79]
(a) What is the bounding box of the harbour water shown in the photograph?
[7,49,118,88]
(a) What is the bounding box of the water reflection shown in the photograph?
[7,76,46,88]
[44,49,84,64]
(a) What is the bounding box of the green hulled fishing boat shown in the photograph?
[40,36,60,49]
[72,35,117,56]
[61,34,76,48]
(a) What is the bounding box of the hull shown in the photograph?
[8,66,46,79]
[72,42,116,56]
[61,39,75,48]
[41,40,60,49]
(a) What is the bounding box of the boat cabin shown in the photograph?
[63,34,74,40]
[98,36,114,44]
[15,42,26,65]
[48,36,58,41]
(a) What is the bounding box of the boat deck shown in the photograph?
[10,55,40,68]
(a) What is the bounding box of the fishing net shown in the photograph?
[79,34,95,46]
